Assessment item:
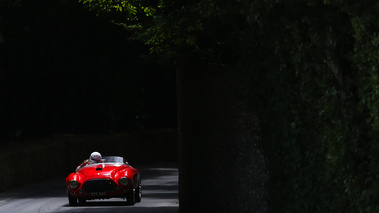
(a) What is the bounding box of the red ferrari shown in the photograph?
[66,156,141,206]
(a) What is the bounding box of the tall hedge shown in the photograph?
[161,0,379,212]
[239,1,379,212]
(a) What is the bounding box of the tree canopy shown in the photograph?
[0,0,177,140]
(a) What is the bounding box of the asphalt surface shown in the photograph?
[0,164,179,213]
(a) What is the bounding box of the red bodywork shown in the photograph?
[66,158,140,200]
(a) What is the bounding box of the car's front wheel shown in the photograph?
[126,188,136,206]
[67,191,78,206]
[135,184,142,202]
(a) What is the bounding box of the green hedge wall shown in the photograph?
[238,1,379,212]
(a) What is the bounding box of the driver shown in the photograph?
[89,151,102,163]
[76,151,102,171]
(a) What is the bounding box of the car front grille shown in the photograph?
[83,179,115,193]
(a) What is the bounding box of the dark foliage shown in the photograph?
[0,0,177,142]
[149,0,379,212]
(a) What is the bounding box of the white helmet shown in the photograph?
[89,151,102,163]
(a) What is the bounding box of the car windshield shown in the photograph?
[102,156,124,164]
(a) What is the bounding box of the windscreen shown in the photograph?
[102,156,124,163]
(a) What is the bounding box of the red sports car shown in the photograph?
[66,156,141,206]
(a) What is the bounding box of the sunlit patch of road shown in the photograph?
[0,165,178,213]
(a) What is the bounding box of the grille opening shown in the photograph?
[83,179,115,193]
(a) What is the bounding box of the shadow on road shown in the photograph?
[62,201,129,207]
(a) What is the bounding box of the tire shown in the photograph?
[67,191,78,206]
[78,198,86,205]
[126,188,136,206]
[135,184,142,203]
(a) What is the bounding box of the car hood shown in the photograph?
[78,163,127,180]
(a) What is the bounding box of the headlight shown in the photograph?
[119,177,129,186]
[70,180,80,189]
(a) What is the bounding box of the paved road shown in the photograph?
[0,165,178,213]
